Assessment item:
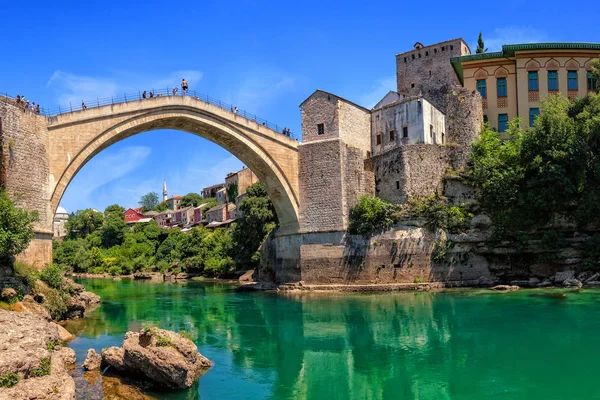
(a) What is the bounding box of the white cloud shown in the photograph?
[483,27,548,52]
[359,77,396,109]
[59,145,151,212]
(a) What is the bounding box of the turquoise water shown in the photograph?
[68,279,600,399]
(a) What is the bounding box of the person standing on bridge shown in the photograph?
[82,102,87,110]
[142,91,147,99]
[172,87,178,96]
[181,79,188,94]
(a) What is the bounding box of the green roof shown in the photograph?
[450,42,600,84]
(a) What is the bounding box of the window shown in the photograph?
[483,115,488,124]
[548,71,558,91]
[396,181,400,190]
[568,70,578,91]
[529,108,540,127]
[376,133,381,145]
[418,53,421,58]
[450,45,454,50]
[430,125,434,139]
[497,78,507,97]
[411,83,415,88]
[412,54,415,60]
[588,71,597,90]
[476,79,487,98]
[404,57,407,62]
[389,130,395,141]
[425,51,429,56]
[317,123,324,135]
[434,48,437,54]
[528,71,539,91]
[441,47,445,51]
[498,114,508,133]
[402,126,408,138]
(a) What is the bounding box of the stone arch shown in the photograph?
[494,67,509,78]
[544,58,560,69]
[565,59,581,69]
[48,103,300,233]
[474,68,489,79]
[525,59,541,71]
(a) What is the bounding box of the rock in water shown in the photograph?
[239,270,255,282]
[101,328,212,389]
[562,278,582,288]
[490,285,520,291]
[82,349,102,371]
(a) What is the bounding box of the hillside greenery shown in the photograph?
[53,183,276,276]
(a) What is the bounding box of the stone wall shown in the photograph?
[369,144,452,204]
[300,91,340,143]
[299,139,345,231]
[0,98,52,269]
[338,100,371,152]
[396,39,470,100]
[444,88,483,169]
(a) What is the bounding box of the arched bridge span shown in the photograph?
[46,95,300,232]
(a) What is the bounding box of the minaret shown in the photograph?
[163,179,168,202]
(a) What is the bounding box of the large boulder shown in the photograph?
[20,295,52,321]
[64,291,101,319]
[101,328,212,389]
[554,270,575,282]
[562,278,582,288]
[490,285,519,291]
[239,270,255,283]
[82,349,102,371]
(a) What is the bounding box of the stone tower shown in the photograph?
[163,179,168,202]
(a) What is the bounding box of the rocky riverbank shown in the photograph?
[0,309,77,399]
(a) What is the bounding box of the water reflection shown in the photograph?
[68,279,600,400]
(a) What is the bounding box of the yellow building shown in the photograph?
[451,43,599,131]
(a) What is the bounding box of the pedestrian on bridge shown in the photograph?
[82,102,87,110]
[142,91,147,99]
[172,87,178,96]
[181,79,188,94]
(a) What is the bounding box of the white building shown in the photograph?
[53,206,69,239]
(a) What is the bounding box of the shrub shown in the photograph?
[43,290,69,321]
[0,371,19,388]
[30,357,51,377]
[348,195,397,235]
[0,189,38,266]
[38,264,64,289]
[413,277,425,283]
[409,194,472,233]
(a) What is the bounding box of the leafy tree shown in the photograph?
[139,192,159,212]
[155,201,169,212]
[66,209,103,238]
[104,204,125,216]
[231,183,277,267]
[181,192,203,208]
[348,195,396,235]
[0,190,38,265]
[476,32,487,54]
[101,211,127,248]
[227,183,238,203]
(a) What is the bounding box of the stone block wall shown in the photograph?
[0,97,52,269]
[299,139,345,231]
[444,88,483,169]
[338,101,371,152]
[396,39,470,100]
[370,144,453,204]
[300,91,340,143]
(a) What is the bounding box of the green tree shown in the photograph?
[0,190,38,265]
[101,211,127,248]
[181,192,203,208]
[476,32,487,54]
[139,192,159,212]
[104,204,125,216]
[66,209,103,238]
[230,183,277,267]
[155,201,169,212]
[347,195,396,235]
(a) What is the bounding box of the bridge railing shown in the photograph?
[1,89,301,141]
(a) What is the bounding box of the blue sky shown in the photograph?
[1,1,597,213]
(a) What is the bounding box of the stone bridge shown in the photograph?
[0,95,301,267]
[1,92,375,280]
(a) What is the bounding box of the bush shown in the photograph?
[348,195,397,235]
[0,189,38,266]
[409,194,472,233]
[0,371,19,388]
[43,290,69,320]
[38,264,64,289]
[155,336,172,347]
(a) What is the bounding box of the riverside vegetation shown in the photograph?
[52,183,276,277]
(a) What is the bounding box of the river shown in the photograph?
[66,278,600,399]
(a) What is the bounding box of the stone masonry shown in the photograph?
[0,98,52,268]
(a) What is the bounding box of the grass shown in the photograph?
[155,336,172,347]
[29,357,51,377]
[0,372,19,388]
[178,330,194,341]
[413,277,426,284]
